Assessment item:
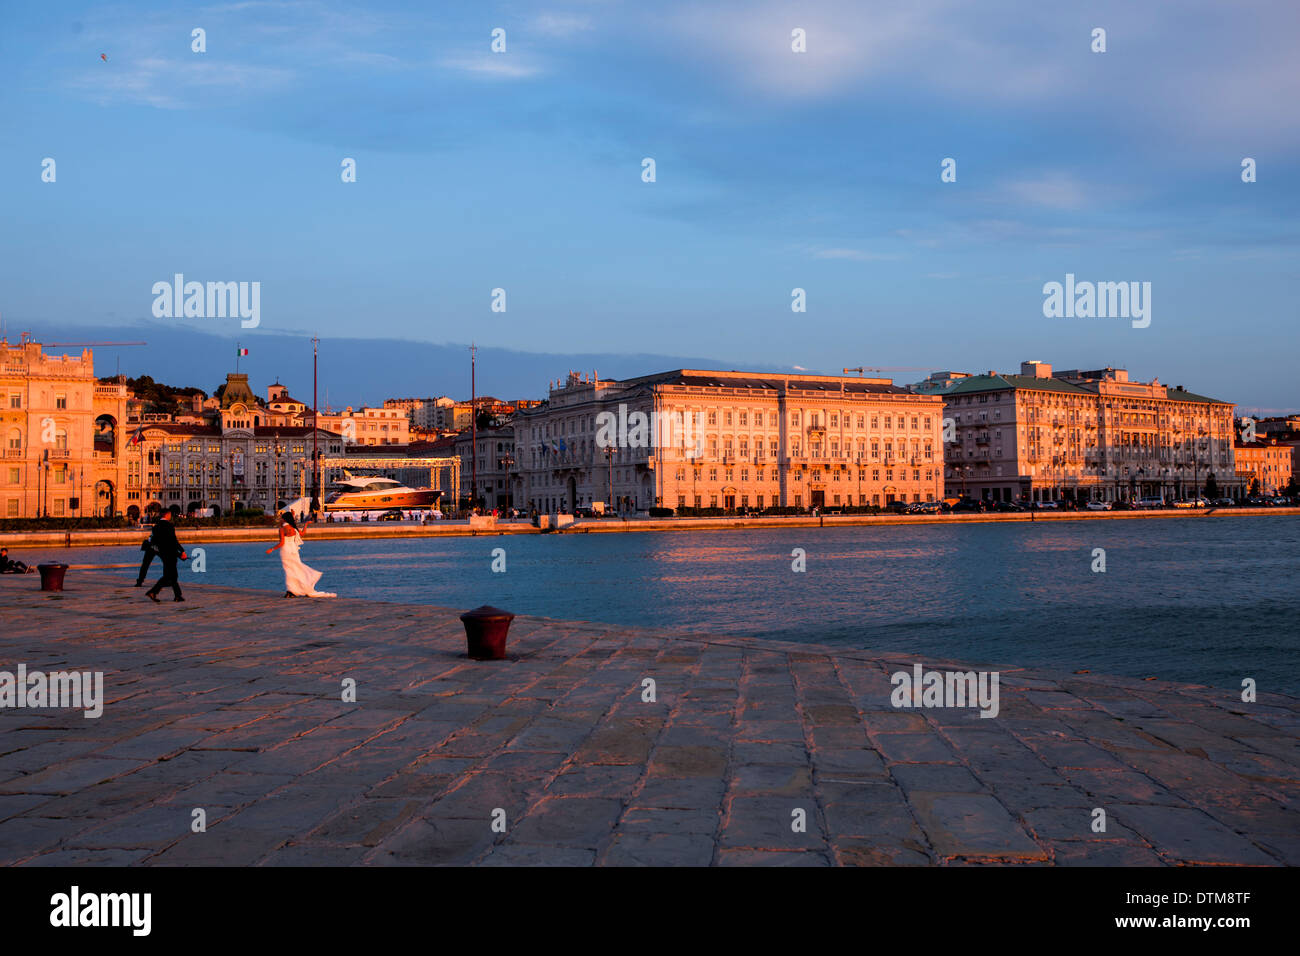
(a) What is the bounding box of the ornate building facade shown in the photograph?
[125,373,343,517]
[1,337,129,518]
[913,361,1237,502]
[513,369,945,513]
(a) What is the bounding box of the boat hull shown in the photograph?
[324,489,442,511]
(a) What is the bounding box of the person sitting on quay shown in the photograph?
[0,548,35,574]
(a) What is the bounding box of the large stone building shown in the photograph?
[126,373,342,517]
[913,361,1237,503]
[1,336,129,518]
[455,421,516,510]
[513,369,945,513]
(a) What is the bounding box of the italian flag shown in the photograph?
[237,347,249,356]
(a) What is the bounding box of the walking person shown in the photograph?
[267,511,335,598]
[135,532,157,586]
[144,507,187,603]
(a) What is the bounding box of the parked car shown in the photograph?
[378,508,405,521]
[1211,498,1235,507]
[950,498,984,513]
[993,501,1024,512]
[1085,500,1112,511]
[884,501,912,514]
[1136,496,1166,509]
[1111,500,1135,511]
[1034,500,1059,510]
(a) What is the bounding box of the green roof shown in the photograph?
[1164,387,1229,405]
[913,374,1088,396]
[913,374,1229,405]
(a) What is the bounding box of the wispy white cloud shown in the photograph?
[532,13,595,38]
[439,55,544,79]
[814,248,899,262]
[1000,174,1090,211]
[647,0,1300,146]
[68,57,295,109]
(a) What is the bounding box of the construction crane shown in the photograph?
[843,366,938,376]
[42,341,147,347]
[33,340,147,378]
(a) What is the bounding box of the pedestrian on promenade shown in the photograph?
[144,507,187,603]
[0,548,34,574]
[267,511,336,598]
[135,532,157,586]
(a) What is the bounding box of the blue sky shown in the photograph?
[1,0,1297,410]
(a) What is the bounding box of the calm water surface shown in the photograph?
[25,516,1300,695]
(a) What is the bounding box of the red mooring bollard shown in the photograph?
[459,605,515,660]
[37,564,69,592]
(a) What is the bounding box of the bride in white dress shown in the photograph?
[267,512,336,598]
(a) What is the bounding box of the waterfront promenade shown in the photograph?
[3,505,1300,549]
[1,574,1296,866]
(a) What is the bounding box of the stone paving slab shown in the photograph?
[0,574,1297,866]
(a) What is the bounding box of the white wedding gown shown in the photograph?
[279,530,336,597]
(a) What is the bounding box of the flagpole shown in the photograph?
[236,342,240,374]
[470,343,477,514]
[312,336,319,516]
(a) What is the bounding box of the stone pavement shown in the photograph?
[0,574,1296,866]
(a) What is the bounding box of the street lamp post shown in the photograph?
[272,436,279,511]
[497,452,515,511]
[605,446,616,513]
[1193,427,1206,499]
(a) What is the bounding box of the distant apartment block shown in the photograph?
[1234,438,1293,496]
[313,404,410,446]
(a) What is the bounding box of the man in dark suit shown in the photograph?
[135,532,156,586]
[145,507,188,603]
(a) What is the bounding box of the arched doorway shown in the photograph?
[145,501,163,519]
[566,476,577,513]
[127,504,141,521]
[94,479,116,517]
